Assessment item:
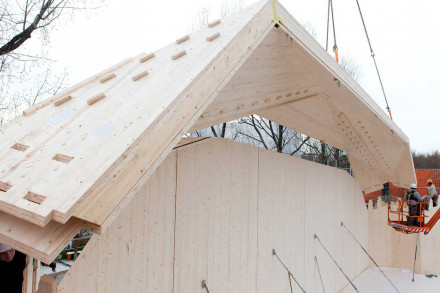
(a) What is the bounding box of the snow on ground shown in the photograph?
[340,266,440,293]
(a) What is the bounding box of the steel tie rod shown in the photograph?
[412,233,419,282]
[315,255,326,293]
[341,222,400,292]
[314,234,360,292]
[272,249,306,292]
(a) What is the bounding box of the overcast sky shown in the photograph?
[44,0,440,152]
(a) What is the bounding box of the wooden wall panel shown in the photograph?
[257,146,368,293]
[256,149,306,292]
[173,139,258,293]
[58,152,176,293]
[56,138,369,293]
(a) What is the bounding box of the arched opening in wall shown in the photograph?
[34,229,93,290]
[186,115,353,175]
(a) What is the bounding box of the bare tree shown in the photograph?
[412,151,440,169]
[237,115,309,156]
[0,1,94,56]
[0,0,97,125]
[340,56,362,82]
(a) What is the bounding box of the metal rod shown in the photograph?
[272,249,306,292]
[341,222,400,292]
[412,233,419,282]
[314,256,326,293]
[314,234,359,292]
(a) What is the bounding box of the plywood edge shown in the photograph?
[0,191,53,227]
[72,2,275,231]
[0,210,82,264]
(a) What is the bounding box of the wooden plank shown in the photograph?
[22,256,33,293]
[36,275,58,293]
[208,19,221,28]
[32,259,40,293]
[139,53,155,63]
[171,50,186,60]
[206,32,220,42]
[99,73,116,84]
[131,71,149,81]
[87,93,106,105]
[176,35,190,44]
[0,210,82,264]
[53,96,72,107]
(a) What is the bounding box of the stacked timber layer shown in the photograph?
[0,0,415,265]
[58,138,369,293]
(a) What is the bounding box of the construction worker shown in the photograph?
[406,184,427,227]
[427,179,438,207]
[0,243,26,293]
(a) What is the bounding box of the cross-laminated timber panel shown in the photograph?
[191,2,415,193]
[0,0,414,242]
[0,0,274,228]
[57,137,368,293]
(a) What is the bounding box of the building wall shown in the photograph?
[58,138,368,293]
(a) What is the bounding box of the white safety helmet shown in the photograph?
[410,183,417,189]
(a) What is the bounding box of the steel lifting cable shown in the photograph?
[314,256,326,293]
[325,0,339,62]
[326,0,331,51]
[341,222,400,293]
[354,0,393,120]
[314,234,360,293]
[272,249,307,293]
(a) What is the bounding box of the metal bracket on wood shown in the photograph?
[272,249,306,292]
[202,280,210,293]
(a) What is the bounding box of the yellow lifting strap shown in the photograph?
[272,0,282,25]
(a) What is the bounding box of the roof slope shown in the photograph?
[0,0,415,260]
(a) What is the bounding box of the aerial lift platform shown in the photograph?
[388,197,440,234]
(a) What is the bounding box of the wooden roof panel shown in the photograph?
[0,0,273,226]
[0,0,414,238]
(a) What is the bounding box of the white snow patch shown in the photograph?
[340,266,440,293]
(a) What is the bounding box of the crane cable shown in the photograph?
[354,0,393,120]
[325,0,339,62]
